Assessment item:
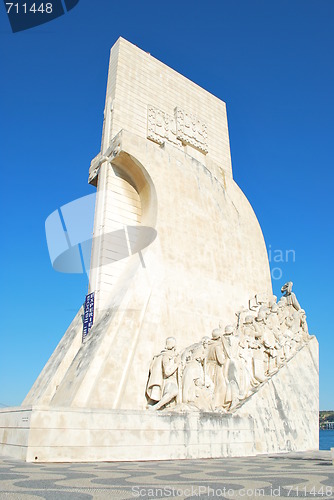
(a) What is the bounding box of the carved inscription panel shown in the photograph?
[147,106,181,147]
[147,105,208,154]
[175,108,208,154]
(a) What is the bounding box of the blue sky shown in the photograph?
[0,0,333,410]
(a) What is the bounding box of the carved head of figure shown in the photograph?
[211,329,221,340]
[201,336,210,348]
[193,346,205,362]
[269,295,277,308]
[244,315,254,325]
[165,337,176,351]
[281,281,293,296]
[285,315,294,328]
[256,310,266,323]
[300,309,307,321]
[270,304,279,314]
[224,325,234,336]
[259,305,270,318]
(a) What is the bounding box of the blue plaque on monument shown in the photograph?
[82,292,94,339]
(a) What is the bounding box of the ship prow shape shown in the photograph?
[0,38,319,462]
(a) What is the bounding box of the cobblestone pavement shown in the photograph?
[0,451,333,500]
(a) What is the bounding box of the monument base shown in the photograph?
[0,406,257,462]
[0,338,319,462]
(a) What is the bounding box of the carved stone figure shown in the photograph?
[235,306,250,331]
[268,295,278,308]
[279,281,301,311]
[254,310,266,339]
[181,343,214,411]
[205,328,226,409]
[180,337,208,366]
[146,283,311,413]
[240,315,256,339]
[250,312,267,383]
[267,304,285,366]
[277,298,289,326]
[300,309,309,342]
[263,328,278,375]
[258,305,270,320]
[285,313,301,355]
[238,332,252,397]
[146,337,180,410]
[182,346,205,402]
[222,325,240,408]
[240,326,260,390]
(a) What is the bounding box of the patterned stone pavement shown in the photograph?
[0,451,333,500]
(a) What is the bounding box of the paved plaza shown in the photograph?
[0,451,333,500]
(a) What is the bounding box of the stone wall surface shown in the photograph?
[236,336,319,454]
[89,37,243,314]
[104,38,232,176]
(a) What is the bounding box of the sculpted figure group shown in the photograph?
[146,282,311,412]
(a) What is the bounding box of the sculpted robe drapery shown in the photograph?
[146,354,163,401]
[206,340,226,408]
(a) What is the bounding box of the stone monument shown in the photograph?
[0,38,319,462]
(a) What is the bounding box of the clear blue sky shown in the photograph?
[1,0,333,410]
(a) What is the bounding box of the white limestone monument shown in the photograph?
[0,38,319,462]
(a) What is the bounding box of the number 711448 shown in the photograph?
[6,3,53,14]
